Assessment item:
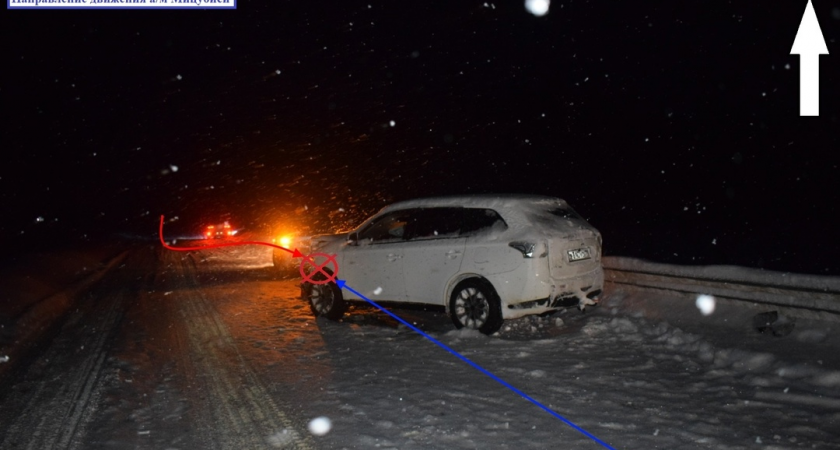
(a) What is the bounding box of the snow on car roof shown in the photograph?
[379,194,569,213]
[374,194,592,237]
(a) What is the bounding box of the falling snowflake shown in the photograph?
[307,417,332,436]
[525,0,550,16]
[696,295,716,316]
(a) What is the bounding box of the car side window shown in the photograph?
[460,208,507,236]
[357,209,413,244]
[405,207,463,241]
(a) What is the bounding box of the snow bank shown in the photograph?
[314,297,840,449]
[0,248,128,378]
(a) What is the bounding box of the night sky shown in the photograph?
[2,1,839,274]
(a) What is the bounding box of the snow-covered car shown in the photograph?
[300,195,604,334]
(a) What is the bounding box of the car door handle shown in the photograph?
[387,253,402,262]
[445,250,462,259]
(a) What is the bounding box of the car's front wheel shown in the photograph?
[449,278,503,335]
[303,273,346,321]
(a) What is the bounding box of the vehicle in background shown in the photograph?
[205,222,234,239]
[299,195,603,335]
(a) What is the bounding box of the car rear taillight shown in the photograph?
[508,242,536,258]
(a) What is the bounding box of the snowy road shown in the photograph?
[1,244,839,449]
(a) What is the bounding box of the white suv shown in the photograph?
[299,195,603,334]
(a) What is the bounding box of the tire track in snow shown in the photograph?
[168,251,315,449]
[0,288,124,450]
[52,290,123,450]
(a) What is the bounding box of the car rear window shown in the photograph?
[461,208,507,236]
[546,207,583,220]
[528,205,589,229]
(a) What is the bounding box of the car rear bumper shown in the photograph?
[492,264,604,319]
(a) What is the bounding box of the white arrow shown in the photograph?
[790,0,829,116]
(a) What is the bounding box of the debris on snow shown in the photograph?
[579,297,597,311]
[753,311,796,336]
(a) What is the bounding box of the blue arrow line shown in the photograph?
[336,279,617,450]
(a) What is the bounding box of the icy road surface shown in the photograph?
[1,244,839,449]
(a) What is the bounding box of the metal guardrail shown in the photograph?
[602,256,840,319]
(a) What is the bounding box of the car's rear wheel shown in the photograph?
[303,273,346,321]
[449,278,503,335]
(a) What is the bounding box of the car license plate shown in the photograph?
[568,248,591,262]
